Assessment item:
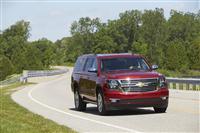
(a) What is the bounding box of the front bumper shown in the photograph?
[104,89,169,110]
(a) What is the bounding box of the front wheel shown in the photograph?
[97,90,107,115]
[153,107,167,113]
[74,90,86,111]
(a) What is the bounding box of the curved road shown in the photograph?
[12,68,199,132]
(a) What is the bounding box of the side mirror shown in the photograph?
[88,67,97,73]
[152,65,158,70]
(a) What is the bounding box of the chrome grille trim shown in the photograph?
[117,78,158,92]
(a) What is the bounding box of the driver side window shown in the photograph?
[140,59,149,70]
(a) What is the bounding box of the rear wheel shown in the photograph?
[153,107,167,113]
[74,89,86,111]
[97,90,107,115]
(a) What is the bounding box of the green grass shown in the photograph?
[0,83,76,133]
[64,62,75,67]
[157,69,200,77]
[5,74,21,80]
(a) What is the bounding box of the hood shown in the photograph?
[103,70,162,79]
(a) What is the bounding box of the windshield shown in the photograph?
[101,57,150,72]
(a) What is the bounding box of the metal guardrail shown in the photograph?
[24,69,68,78]
[166,77,200,91]
[0,69,68,86]
[0,75,21,86]
[21,69,69,83]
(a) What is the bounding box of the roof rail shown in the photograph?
[96,53,132,56]
[81,54,95,57]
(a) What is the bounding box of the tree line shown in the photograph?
[0,8,200,80]
[0,21,56,80]
[58,9,200,71]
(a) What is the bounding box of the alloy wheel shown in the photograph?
[74,91,79,109]
[98,93,103,112]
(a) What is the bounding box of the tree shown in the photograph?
[65,35,84,63]
[44,47,54,68]
[93,35,117,54]
[131,42,148,56]
[168,10,199,42]
[70,17,102,54]
[71,17,101,35]
[24,45,43,70]
[31,38,54,68]
[140,8,167,65]
[54,38,69,65]
[188,37,200,70]
[165,40,189,71]
[0,20,30,73]
[10,46,27,73]
[0,55,14,80]
[105,20,127,52]
[118,10,142,50]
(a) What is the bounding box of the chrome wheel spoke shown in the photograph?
[98,94,103,112]
[75,91,79,108]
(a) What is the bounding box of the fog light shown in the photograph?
[109,98,120,103]
[161,96,167,100]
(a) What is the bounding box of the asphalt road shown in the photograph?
[12,68,200,133]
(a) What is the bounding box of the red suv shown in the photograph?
[71,53,169,115]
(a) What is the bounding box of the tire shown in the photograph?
[97,90,107,115]
[153,107,167,113]
[74,89,86,111]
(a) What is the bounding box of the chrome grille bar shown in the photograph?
[118,78,158,92]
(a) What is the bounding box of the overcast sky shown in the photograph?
[1,0,199,42]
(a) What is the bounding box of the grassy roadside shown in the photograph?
[65,62,75,67]
[0,83,76,133]
[157,69,200,77]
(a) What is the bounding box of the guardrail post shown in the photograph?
[192,84,196,91]
[22,70,28,83]
[186,84,190,90]
[189,84,192,90]
[169,83,173,89]
[175,83,178,90]
[179,83,183,90]
[173,83,176,89]
[184,84,186,90]
[20,76,27,83]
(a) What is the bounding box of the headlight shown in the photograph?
[107,80,119,90]
[158,76,167,88]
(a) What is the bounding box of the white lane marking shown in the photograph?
[28,81,141,133]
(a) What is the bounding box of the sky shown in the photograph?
[1,0,199,42]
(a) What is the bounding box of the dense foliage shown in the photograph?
[56,9,200,71]
[0,21,55,80]
[0,9,200,80]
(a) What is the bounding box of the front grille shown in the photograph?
[118,78,158,92]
